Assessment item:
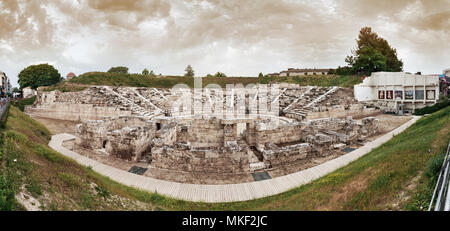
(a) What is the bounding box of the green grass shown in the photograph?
[1,104,448,210]
[47,72,363,92]
[43,82,88,92]
[11,96,36,112]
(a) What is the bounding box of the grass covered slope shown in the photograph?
[170,106,449,211]
[47,72,362,91]
[11,96,36,112]
[0,106,160,210]
[1,105,449,211]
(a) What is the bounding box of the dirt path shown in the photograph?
[31,116,79,135]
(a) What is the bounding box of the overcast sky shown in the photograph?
[1,0,449,87]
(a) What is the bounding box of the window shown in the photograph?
[405,90,414,100]
[426,90,435,100]
[378,90,385,99]
[415,90,424,100]
[395,91,403,100]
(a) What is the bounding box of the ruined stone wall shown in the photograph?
[75,116,154,153]
[27,88,138,121]
[25,103,131,121]
[358,117,379,138]
[262,143,311,168]
[304,105,378,120]
[176,119,224,148]
[75,120,108,149]
[151,146,250,173]
[106,126,155,161]
[308,117,347,131]
[154,123,177,146]
[249,121,303,149]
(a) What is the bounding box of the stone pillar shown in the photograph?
[223,124,236,147]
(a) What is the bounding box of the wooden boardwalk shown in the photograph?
[49,116,420,203]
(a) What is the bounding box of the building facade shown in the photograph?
[354,72,440,114]
[0,71,12,96]
[22,86,36,99]
[66,72,76,81]
[444,68,450,77]
[277,68,334,77]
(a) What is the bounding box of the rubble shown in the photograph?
[29,85,381,174]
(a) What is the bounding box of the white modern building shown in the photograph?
[22,86,37,99]
[354,72,440,114]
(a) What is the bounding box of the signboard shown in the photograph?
[405,90,414,100]
[378,90,385,99]
[386,90,393,100]
[395,91,403,100]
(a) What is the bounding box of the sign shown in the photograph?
[378,90,385,99]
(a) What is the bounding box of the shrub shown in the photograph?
[414,97,450,115]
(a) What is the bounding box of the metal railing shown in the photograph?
[428,142,450,211]
[0,98,10,120]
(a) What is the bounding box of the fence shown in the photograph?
[428,142,450,211]
[0,97,11,122]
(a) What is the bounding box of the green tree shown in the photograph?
[142,68,149,75]
[349,46,387,75]
[108,66,129,74]
[346,27,403,75]
[214,72,227,78]
[206,73,213,78]
[12,87,21,93]
[184,65,195,77]
[258,72,264,78]
[18,64,63,89]
[335,66,353,75]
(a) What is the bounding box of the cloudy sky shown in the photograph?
[0,0,449,87]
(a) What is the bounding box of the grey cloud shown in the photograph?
[1,0,449,87]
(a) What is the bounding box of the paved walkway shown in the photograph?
[49,116,420,203]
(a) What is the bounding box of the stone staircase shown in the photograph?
[283,87,338,121]
[103,86,162,119]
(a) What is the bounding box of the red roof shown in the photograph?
[66,72,76,78]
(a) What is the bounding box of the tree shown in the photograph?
[346,27,403,75]
[350,46,387,75]
[12,87,21,93]
[214,72,227,78]
[335,66,353,75]
[258,72,264,78]
[108,66,129,74]
[18,64,63,89]
[142,68,149,75]
[327,69,335,75]
[206,73,213,78]
[184,65,195,77]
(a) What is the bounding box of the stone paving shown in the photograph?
[49,116,420,203]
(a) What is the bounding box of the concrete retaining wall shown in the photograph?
[25,103,131,121]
